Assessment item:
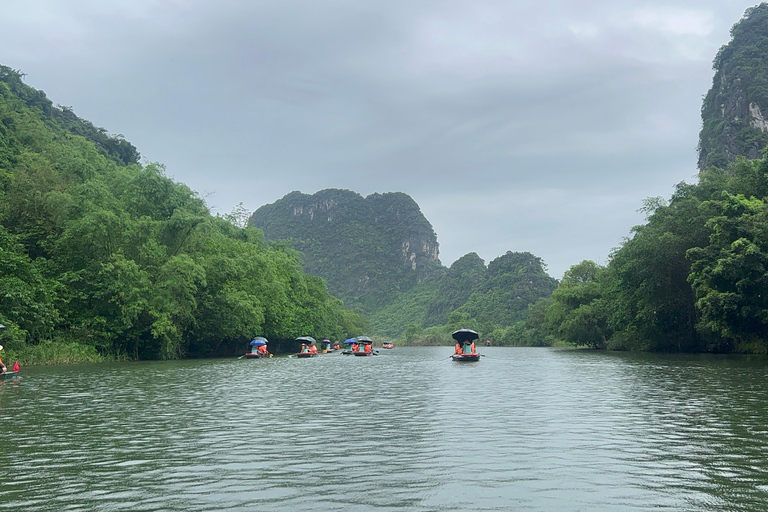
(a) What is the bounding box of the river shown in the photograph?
[1,346,768,511]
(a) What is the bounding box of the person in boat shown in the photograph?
[454,342,463,355]
[351,342,359,353]
[462,341,476,354]
[364,343,372,354]
[308,343,318,354]
[257,344,269,356]
[0,345,5,374]
[300,343,310,353]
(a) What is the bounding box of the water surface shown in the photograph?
[2,347,768,511]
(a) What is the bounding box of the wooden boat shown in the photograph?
[244,337,270,358]
[352,336,375,356]
[381,342,394,349]
[451,353,480,362]
[451,328,481,362]
[295,336,319,358]
[243,352,271,359]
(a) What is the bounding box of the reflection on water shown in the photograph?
[1,347,768,511]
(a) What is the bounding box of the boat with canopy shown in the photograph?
[451,329,481,362]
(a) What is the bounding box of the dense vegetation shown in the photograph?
[699,3,768,170]
[0,65,365,362]
[520,156,768,353]
[368,251,557,343]
[250,188,559,342]
[249,189,442,312]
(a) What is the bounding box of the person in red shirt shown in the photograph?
[308,344,318,354]
[364,343,372,353]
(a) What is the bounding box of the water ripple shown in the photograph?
[2,348,768,511]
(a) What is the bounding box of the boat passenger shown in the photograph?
[308,344,318,354]
[462,341,476,354]
[0,345,5,374]
[364,343,372,353]
[301,343,310,353]
[351,342,359,352]
[454,343,463,355]
[257,344,269,355]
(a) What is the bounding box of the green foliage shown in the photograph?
[249,189,441,312]
[370,251,557,343]
[522,149,768,354]
[455,252,557,326]
[687,192,768,352]
[0,65,364,362]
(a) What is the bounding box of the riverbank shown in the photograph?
[5,340,109,366]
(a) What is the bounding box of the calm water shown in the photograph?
[2,347,768,511]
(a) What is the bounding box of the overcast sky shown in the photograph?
[0,1,755,278]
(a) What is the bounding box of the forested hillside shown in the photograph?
[699,3,768,170]
[522,155,768,353]
[369,251,557,341]
[492,4,768,354]
[250,188,559,342]
[249,189,442,312]
[0,65,365,361]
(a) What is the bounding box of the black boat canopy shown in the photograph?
[356,336,373,344]
[296,336,317,344]
[451,329,479,342]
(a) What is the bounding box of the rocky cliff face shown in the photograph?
[698,4,768,170]
[249,189,440,311]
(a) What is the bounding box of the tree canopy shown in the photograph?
[0,65,364,360]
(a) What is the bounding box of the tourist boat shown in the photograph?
[353,336,375,356]
[341,338,356,355]
[243,352,271,359]
[320,339,334,353]
[296,336,319,358]
[243,336,271,359]
[381,341,394,349]
[451,328,481,362]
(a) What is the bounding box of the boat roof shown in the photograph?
[451,329,479,342]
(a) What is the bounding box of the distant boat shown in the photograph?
[381,341,394,349]
[353,336,375,356]
[450,328,481,362]
[341,338,356,355]
[296,336,319,357]
[244,336,271,359]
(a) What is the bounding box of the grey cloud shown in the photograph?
[0,0,753,278]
